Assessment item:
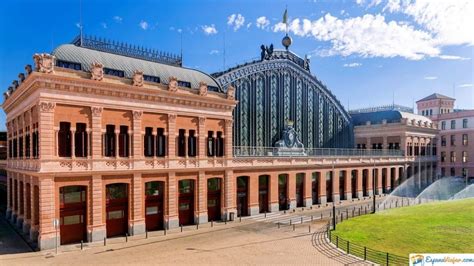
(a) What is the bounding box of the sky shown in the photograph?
[0,0,473,131]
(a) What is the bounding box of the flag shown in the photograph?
[283,8,288,24]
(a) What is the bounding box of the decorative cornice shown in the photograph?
[199,117,206,126]
[168,113,177,123]
[33,53,55,74]
[133,110,143,120]
[91,106,103,117]
[38,101,55,113]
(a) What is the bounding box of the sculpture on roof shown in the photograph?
[132,70,144,87]
[168,76,178,92]
[226,85,235,100]
[90,62,104,81]
[199,82,208,96]
[260,44,274,61]
[33,53,55,74]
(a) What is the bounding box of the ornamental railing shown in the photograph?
[233,146,404,157]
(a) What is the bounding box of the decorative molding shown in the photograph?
[226,85,235,100]
[133,110,143,120]
[168,113,177,123]
[199,117,206,126]
[225,119,233,127]
[199,82,208,96]
[132,70,144,87]
[38,101,55,113]
[91,106,103,117]
[168,76,178,92]
[90,62,104,81]
[33,53,55,74]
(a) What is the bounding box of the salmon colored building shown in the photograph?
[4,36,424,250]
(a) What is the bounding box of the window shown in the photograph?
[18,136,23,158]
[429,109,433,116]
[104,68,125,77]
[441,167,445,177]
[144,127,154,157]
[12,138,17,158]
[207,131,215,157]
[179,180,194,194]
[441,136,446,146]
[451,120,456,129]
[188,130,196,157]
[32,130,38,158]
[8,139,12,159]
[143,75,160,83]
[414,143,419,156]
[463,119,468,128]
[60,186,86,205]
[450,167,455,176]
[56,60,82,70]
[450,135,455,146]
[178,80,191,88]
[216,131,224,157]
[422,110,425,116]
[145,182,163,196]
[25,133,30,158]
[58,122,72,157]
[156,128,166,157]
[441,151,446,162]
[450,151,456,162]
[106,184,128,200]
[104,125,116,157]
[462,151,468,163]
[441,121,446,130]
[207,85,219,92]
[75,123,88,157]
[178,129,186,157]
[432,143,437,156]
[118,126,129,157]
[463,134,468,146]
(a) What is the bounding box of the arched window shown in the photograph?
[104,125,115,157]
[188,130,196,157]
[144,127,154,157]
[58,122,71,157]
[75,123,88,157]
[119,126,129,157]
[156,128,166,157]
[207,131,215,157]
[178,129,186,157]
[216,131,224,157]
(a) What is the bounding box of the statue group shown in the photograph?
[260,44,274,61]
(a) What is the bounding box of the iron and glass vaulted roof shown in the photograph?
[52,35,220,89]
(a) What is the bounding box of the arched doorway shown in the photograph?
[106,183,129,238]
[207,178,221,221]
[178,179,195,225]
[236,176,249,217]
[258,175,269,213]
[326,172,333,202]
[363,169,369,197]
[312,173,319,205]
[374,169,379,195]
[144,181,164,231]
[382,168,387,194]
[278,174,288,210]
[296,173,304,207]
[390,168,396,191]
[351,170,357,198]
[339,171,345,201]
[59,186,87,245]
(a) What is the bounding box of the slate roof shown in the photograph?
[416,93,455,103]
[351,110,432,126]
[52,44,220,89]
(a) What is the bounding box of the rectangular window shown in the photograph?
[25,134,30,158]
[177,80,191,88]
[441,151,446,162]
[146,206,159,215]
[144,127,154,157]
[75,123,88,157]
[463,134,468,146]
[143,75,160,83]
[207,131,215,157]
[56,60,82,70]
[107,210,124,220]
[441,121,446,130]
[441,136,446,146]
[188,130,196,157]
[58,122,72,157]
[179,202,190,210]
[463,119,468,128]
[178,129,186,157]
[104,68,125,77]
[462,151,468,163]
[207,85,219,92]
[216,131,224,157]
[450,135,455,146]
[179,180,193,194]
[156,128,166,157]
[451,120,456,129]
[104,125,115,157]
[441,167,445,177]
[33,131,39,158]
[62,215,83,225]
[450,168,455,176]
[119,125,129,157]
[18,136,23,158]
[429,109,433,116]
[450,151,456,162]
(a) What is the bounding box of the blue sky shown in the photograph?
[1,0,473,130]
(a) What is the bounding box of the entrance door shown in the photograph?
[237,176,249,217]
[326,172,333,202]
[207,178,221,221]
[351,171,357,198]
[179,180,195,226]
[363,170,368,196]
[339,172,345,200]
[296,174,304,207]
[382,169,387,193]
[312,173,319,204]
[278,174,288,210]
[106,183,128,238]
[59,186,87,245]
[258,175,269,213]
[145,181,164,231]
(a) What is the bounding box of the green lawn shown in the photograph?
[333,198,474,257]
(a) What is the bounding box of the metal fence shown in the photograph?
[233,146,404,157]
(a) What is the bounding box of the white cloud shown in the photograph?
[100,22,107,29]
[274,14,439,60]
[246,23,252,29]
[439,55,470,61]
[256,16,270,29]
[424,76,438,80]
[113,16,123,23]
[227,14,245,31]
[458,83,473,88]
[209,50,219,55]
[202,24,218,35]
[139,20,149,30]
[355,0,365,5]
[343,62,362,67]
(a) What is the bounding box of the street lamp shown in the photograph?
[372,158,376,214]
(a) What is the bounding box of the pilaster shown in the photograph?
[167,172,179,228]
[89,174,105,242]
[38,101,55,160]
[38,176,56,250]
[196,171,208,223]
[224,170,236,220]
[130,173,145,235]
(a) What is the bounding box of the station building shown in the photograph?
[4,35,425,250]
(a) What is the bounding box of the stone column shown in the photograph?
[224,170,236,220]
[38,176,56,250]
[196,171,208,223]
[344,169,352,201]
[269,172,279,212]
[303,171,313,207]
[386,168,392,193]
[318,170,327,205]
[132,111,143,159]
[71,127,76,159]
[89,175,105,242]
[168,114,176,159]
[22,179,31,234]
[376,168,383,195]
[6,176,11,219]
[288,172,297,209]
[91,107,103,164]
[332,169,340,203]
[167,172,179,228]
[248,174,259,215]
[29,112,33,158]
[367,168,374,197]
[383,136,388,150]
[30,179,38,242]
[130,173,145,235]
[366,138,371,150]
[38,102,56,160]
[224,120,233,159]
[198,117,206,159]
[356,169,363,199]
[115,130,119,159]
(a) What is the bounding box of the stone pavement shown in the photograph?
[0,215,33,255]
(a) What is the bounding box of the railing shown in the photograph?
[233,146,404,157]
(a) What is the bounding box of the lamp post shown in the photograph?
[372,158,376,214]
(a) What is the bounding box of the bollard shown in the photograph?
[301,207,304,212]
[290,219,292,225]
[301,217,303,224]
[225,217,227,225]
[146,230,148,239]
[346,209,348,218]
[336,236,339,248]
[284,210,286,214]
[386,252,389,265]
[309,225,311,233]
[264,211,267,218]
[164,227,167,235]
[278,222,280,229]
[293,224,295,231]
[347,241,349,254]
[352,209,354,217]
[310,206,313,210]
[81,240,83,250]
[211,220,214,227]
[240,216,242,222]
[311,215,313,221]
[364,247,367,260]
[104,237,106,246]
[181,224,183,232]
[126,233,128,242]
[196,222,199,230]
[321,213,323,219]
